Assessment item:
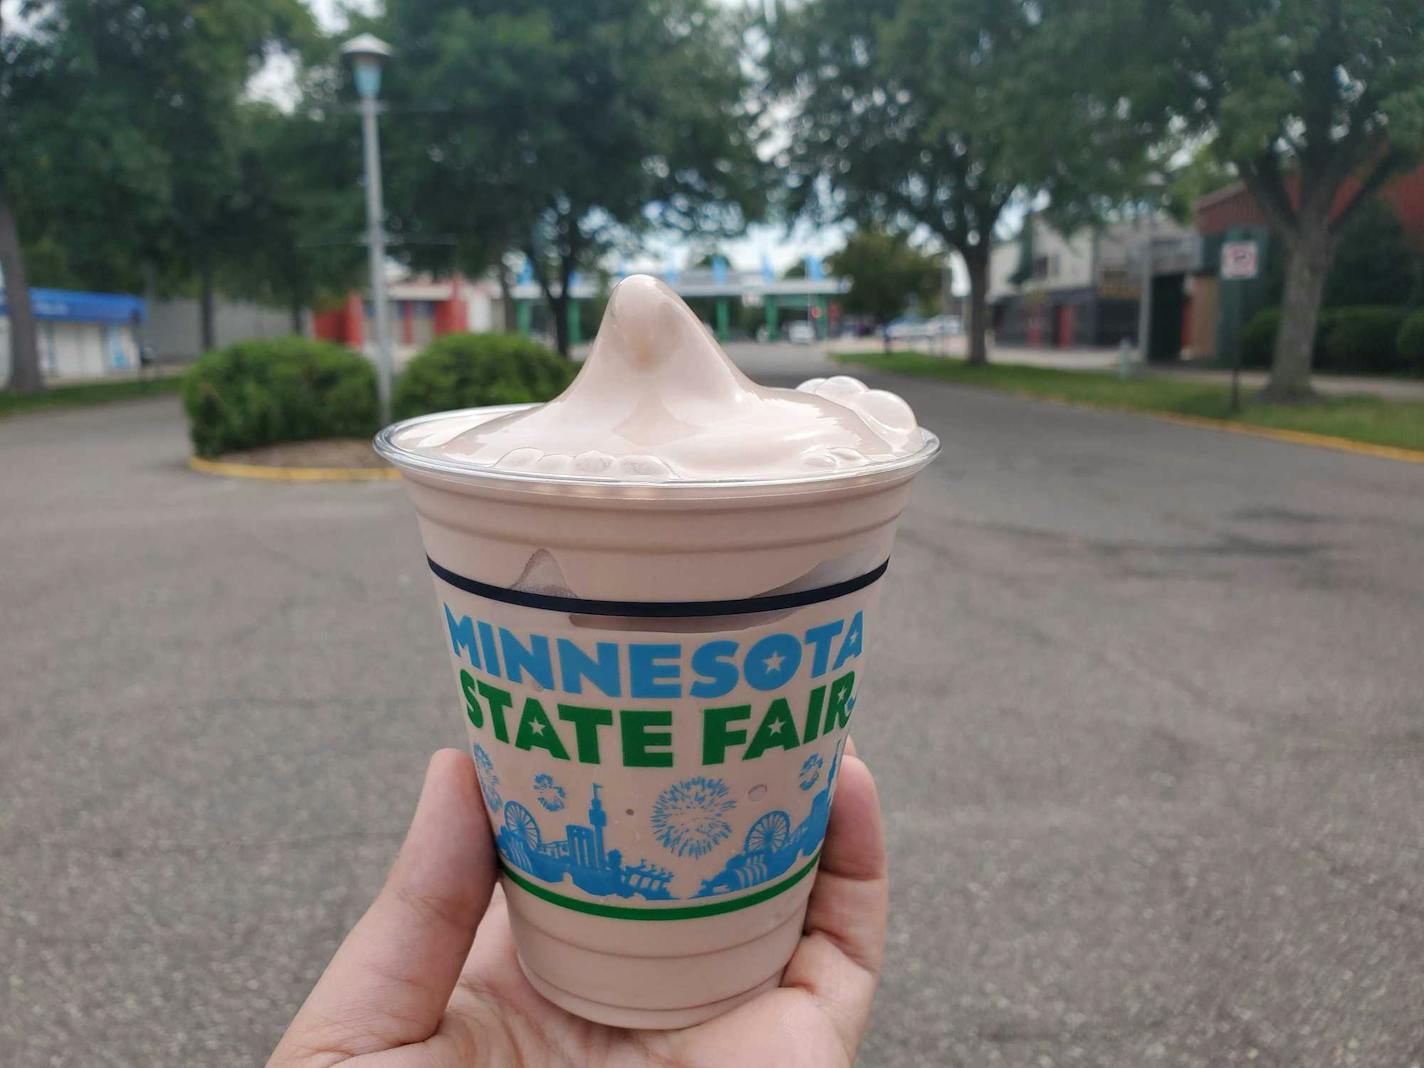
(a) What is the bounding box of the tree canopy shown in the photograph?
[1,0,327,389]
[766,0,1155,365]
[378,0,765,355]
[827,229,941,346]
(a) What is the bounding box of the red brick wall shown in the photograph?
[312,291,364,347]
[1197,165,1424,246]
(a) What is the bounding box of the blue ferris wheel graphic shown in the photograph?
[695,739,846,898]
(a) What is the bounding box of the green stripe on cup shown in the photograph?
[499,849,822,920]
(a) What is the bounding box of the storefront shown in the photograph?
[0,288,147,381]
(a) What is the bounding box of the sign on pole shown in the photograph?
[1220,241,1259,280]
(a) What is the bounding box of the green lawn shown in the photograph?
[836,353,1424,454]
[0,374,184,417]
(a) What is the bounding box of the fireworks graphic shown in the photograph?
[799,753,824,791]
[533,772,566,812]
[471,744,501,813]
[651,777,736,858]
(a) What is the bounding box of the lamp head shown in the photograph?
[340,34,392,99]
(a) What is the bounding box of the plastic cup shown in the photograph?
[375,405,937,1028]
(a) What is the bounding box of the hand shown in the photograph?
[270,745,888,1068]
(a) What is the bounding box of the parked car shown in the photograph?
[888,315,961,340]
[786,321,817,344]
[886,317,927,340]
[925,314,963,336]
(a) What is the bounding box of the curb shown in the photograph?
[188,456,401,482]
[1003,392,1424,466]
[837,356,1424,465]
[1140,409,1424,466]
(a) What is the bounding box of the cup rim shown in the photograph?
[373,404,941,498]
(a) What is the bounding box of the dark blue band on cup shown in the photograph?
[427,556,888,618]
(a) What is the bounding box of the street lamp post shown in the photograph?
[341,34,395,426]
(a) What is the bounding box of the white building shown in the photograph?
[988,214,1197,352]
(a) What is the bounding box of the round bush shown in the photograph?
[1315,306,1407,373]
[1240,307,1280,369]
[1397,309,1424,374]
[393,332,575,420]
[182,336,377,458]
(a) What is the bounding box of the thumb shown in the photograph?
[270,749,497,1065]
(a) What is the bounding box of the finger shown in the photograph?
[782,752,887,1058]
[270,749,497,1065]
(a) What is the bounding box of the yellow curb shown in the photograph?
[188,456,401,482]
[1141,409,1424,465]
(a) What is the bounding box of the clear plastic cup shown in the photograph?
[376,406,937,1027]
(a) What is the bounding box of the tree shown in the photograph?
[0,5,40,391]
[0,3,165,390]
[219,91,366,332]
[1128,0,1424,399]
[827,229,940,350]
[380,0,765,356]
[766,0,1153,366]
[1,0,312,390]
[134,0,314,351]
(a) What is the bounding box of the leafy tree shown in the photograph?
[138,0,315,351]
[827,229,941,350]
[1161,143,1238,227]
[1127,0,1424,399]
[380,0,765,357]
[767,0,1153,366]
[219,92,366,332]
[1,2,168,390]
[1,0,311,391]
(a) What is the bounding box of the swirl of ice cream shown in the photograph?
[391,274,929,483]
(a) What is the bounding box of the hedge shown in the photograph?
[1396,310,1424,374]
[1240,308,1282,369]
[182,336,378,458]
[1238,305,1409,374]
[393,332,574,421]
[1317,306,1408,373]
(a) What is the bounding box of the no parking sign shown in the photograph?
[1221,241,1259,279]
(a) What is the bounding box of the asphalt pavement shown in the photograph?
[3,345,1423,1066]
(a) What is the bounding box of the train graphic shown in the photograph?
[694,739,845,898]
[496,783,675,900]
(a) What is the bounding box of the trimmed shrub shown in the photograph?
[393,332,574,420]
[182,336,377,458]
[1398,309,1424,375]
[1315,306,1407,373]
[1239,305,1408,374]
[1240,307,1280,369]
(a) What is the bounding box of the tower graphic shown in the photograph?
[497,783,674,900]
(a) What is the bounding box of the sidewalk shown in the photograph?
[827,337,1424,401]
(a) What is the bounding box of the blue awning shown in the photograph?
[0,288,146,324]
